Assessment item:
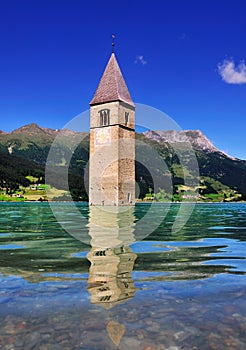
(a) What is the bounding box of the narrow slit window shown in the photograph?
[127,192,131,203]
[125,112,129,124]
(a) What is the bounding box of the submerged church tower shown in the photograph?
[89,50,135,206]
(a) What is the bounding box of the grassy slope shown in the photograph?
[0,126,245,201]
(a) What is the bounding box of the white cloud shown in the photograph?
[135,55,147,65]
[217,59,246,84]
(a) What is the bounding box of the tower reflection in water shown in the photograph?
[87,206,137,309]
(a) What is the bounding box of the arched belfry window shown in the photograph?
[99,109,110,126]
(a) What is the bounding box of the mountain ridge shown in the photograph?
[0,123,245,201]
[4,123,241,160]
[143,129,236,160]
[10,123,59,137]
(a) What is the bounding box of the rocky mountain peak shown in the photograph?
[10,123,59,137]
[143,129,218,153]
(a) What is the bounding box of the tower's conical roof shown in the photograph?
[90,53,135,107]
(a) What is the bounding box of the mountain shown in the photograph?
[0,148,44,190]
[0,123,88,165]
[0,123,245,201]
[10,123,57,136]
[144,130,219,154]
[140,129,246,199]
[0,124,89,200]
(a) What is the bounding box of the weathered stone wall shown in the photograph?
[90,101,135,130]
[118,128,135,205]
[89,101,135,206]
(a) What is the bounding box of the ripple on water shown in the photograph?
[0,202,246,349]
[209,226,246,230]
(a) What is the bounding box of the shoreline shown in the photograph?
[0,199,245,204]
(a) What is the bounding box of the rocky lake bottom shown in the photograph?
[0,202,246,350]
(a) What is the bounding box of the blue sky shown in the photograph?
[0,0,245,159]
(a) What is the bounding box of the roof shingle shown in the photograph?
[90,53,135,107]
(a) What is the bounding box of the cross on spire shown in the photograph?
[112,34,115,53]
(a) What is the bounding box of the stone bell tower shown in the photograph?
[89,47,135,206]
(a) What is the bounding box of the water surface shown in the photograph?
[0,202,246,349]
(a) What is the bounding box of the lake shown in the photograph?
[0,202,246,350]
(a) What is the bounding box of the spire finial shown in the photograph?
[112,34,115,53]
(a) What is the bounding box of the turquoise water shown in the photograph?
[0,202,246,349]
